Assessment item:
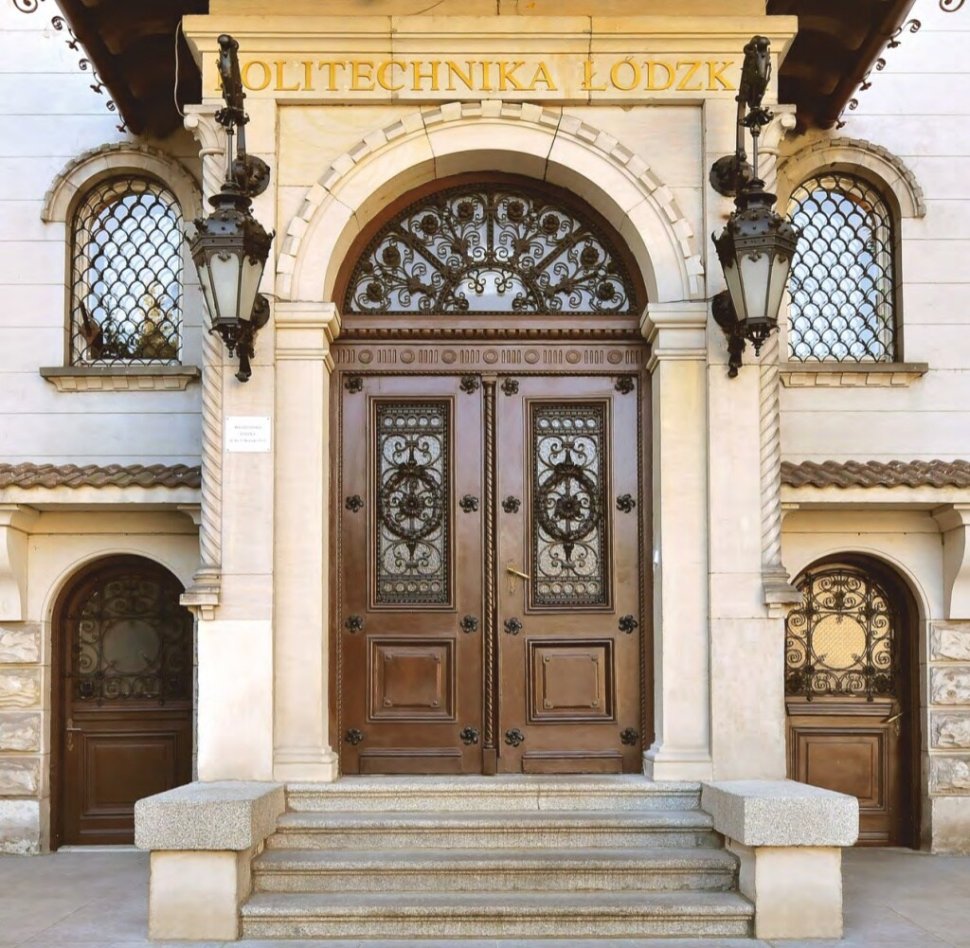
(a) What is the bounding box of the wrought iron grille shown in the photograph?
[375,400,451,605]
[531,403,608,608]
[344,184,638,315]
[785,565,896,701]
[71,176,183,365]
[72,568,192,703]
[787,173,896,362]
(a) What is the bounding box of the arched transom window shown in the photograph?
[788,173,897,362]
[786,563,898,701]
[344,183,639,315]
[71,176,183,365]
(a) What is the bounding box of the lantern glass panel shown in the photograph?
[738,250,772,327]
[238,255,265,325]
[208,251,242,327]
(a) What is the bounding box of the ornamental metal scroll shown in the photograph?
[344,184,639,315]
[72,569,192,704]
[785,565,897,701]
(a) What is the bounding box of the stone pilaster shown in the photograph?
[272,302,341,782]
[641,303,713,781]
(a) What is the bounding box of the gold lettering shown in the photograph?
[241,60,271,92]
[445,60,476,92]
[706,60,736,91]
[351,60,375,91]
[498,61,527,91]
[377,60,406,92]
[480,60,493,93]
[645,61,673,91]
[302,60,315,91]
[610,59,641,92]
[529,62,557,91]
[676,60,703,92]
[274,60,301,92]
[582,59,607,92]
[318,61,347,92]
[411,60,441,91]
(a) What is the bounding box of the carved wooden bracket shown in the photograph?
[933,504,970,620]
[0,506,40,621]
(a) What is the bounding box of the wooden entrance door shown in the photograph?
[785,560,918,846]
[54,556,193,846]
[335,353,646,775]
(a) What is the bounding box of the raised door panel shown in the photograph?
[338,375,484,774]
[496,374,643,773]
[787,704,903,846]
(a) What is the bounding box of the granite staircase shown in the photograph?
[241,776,754,940]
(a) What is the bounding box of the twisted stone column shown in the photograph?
[181,107,225,617]
[758,111,801,605]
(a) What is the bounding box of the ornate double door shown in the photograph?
[335,351,646,775]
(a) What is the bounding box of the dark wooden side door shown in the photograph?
[336,363,645,775]
[338,375,485,774]
[55,556,193,846]
[785,561,917,846]
[496,375,644,773]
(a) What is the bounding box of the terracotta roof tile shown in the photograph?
[0,463,201,490]
[782,460,970,489]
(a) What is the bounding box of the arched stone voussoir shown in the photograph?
[278,100,704,306]
[778,136,926,219]
[42,142,203,224]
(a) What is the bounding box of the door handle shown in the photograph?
[506,564,531,594]
[66,719,82,752]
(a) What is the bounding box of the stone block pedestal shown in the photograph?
[135,780,285,942]
[701,779,859,939]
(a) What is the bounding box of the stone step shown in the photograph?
[267,809,719,850]
[286,776,701,813]
[253,846,739,893]
[240,890,755,939]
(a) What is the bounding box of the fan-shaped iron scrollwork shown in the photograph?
[376,401,450,605]
[786,565,896,701]
[532,404,607,607]
[344,184,638,315]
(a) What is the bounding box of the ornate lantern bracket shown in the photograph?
[709,36,800,378]
[186,34,274,382]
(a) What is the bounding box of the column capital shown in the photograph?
[640,302,708,371]
[275,302,342,368]
[183,104,225,155]
[933,504,970,620]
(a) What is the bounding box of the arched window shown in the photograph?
[70,176,184,365]
[343,181,640,315]
[787,173,897,362]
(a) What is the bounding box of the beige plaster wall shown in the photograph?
[777,0,970,464]
[0,5,203,466]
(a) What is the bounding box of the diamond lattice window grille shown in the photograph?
[787,173,897,362]
[70,176,183,366]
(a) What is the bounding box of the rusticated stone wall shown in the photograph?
[0,623,43,853]
[929,624,970,807]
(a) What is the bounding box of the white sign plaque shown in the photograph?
[225,416,272,453]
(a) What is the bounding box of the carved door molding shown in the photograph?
[332,341,650,775]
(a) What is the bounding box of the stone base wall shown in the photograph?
[928,622,970,852]
[0,624,43,853]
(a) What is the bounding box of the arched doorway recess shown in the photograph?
[330,174,651,776]
[52,555,193,846]
[785,555,920,846]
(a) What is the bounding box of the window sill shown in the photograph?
[779,362,928,388]
[40,366,202,392]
